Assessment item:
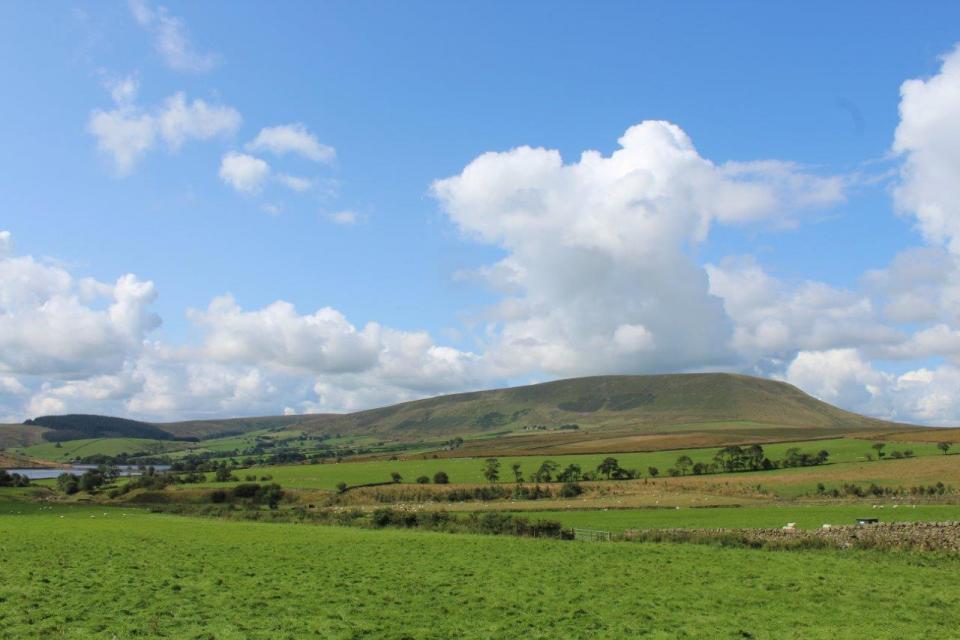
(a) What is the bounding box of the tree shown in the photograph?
[57,473,79,495]
[78,469,106,492]
[871,443,887,458]
[416,475,430,484]
[714,445,747,472]
[938,442,952,455]
[433,470,449,484]
[597,457,620,480]
[533,460,559,483]
[214,466,235,482]
[390,471,402,483]
[262,483,284,509]
[675,455,693,475]
[745,444,766,470]
[511,463,524,483]
[647,466,659,478]
[557,464,582,483]
[482,458,501,483]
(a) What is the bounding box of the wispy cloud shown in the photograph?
[246,123,335,163]
[128,0,220,73]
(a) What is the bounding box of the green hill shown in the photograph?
[290,373,918,439]
[0,374,924,452]
[157,414,321,439]
[24,414,177,442]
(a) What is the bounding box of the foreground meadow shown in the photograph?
[2,500,959,639]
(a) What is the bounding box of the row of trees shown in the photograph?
[472,445,836,486]
[481,457,640,484]
[667,445,829,476]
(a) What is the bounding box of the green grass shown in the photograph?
[522,503,960,532]
[2,497,959,639]
[13,437,187,461]
[191,437,941,490]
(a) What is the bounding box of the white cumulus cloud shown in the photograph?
[0,235,160,378]
[433,120,845,378]
[89,87,240,175]
[219,152,270,194]
[246,124,335,163]
[894,45,960,254]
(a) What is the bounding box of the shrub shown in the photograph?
[416,475,430,484]
[232,483,262,498]
[433,471,449,484]
[559,482,583,498]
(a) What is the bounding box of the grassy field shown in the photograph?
[188,437,942,490]
[13,437,188,461]
[1,498,959,639]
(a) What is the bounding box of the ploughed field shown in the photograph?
[2,499,960,639]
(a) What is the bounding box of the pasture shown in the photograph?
[1,498,959,639]
[189,437,943,490]
[14,437,188,461]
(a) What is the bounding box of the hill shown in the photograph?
[0,374,926,453]
[289,373,917,441]
[0,424,49,449]
[157,414,321,439]
[24,415,178,442]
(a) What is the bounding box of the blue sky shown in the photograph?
[2,1,960,423]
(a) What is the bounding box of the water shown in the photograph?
[2,465,171,480]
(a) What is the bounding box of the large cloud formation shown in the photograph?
[9,47,960,425]
[779,45,960,425]
[0,235,479,421]
[433,121,844,377]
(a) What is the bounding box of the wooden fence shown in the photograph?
[573,528,612,542]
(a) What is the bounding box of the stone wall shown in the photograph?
[623,521,960,552]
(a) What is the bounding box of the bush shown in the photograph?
[559,482,583,498]
[232,483,262,498]
[433,471,449,484]
[416,475,430,484]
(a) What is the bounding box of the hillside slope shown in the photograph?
[157,414,322,439]
[24,415,178,442]
[0,374,924,452]
[292,373,917,439]
[0,424,49,449]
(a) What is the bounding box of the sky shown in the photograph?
[3,1,960,425]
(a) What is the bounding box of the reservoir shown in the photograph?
[2,465,171,480]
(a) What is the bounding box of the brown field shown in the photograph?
[0,424,48,449]
[318,480,773,512]
[662,453,960,497]
[439,423,852,457]
[878,428,960,444]
[0,451,60,468]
